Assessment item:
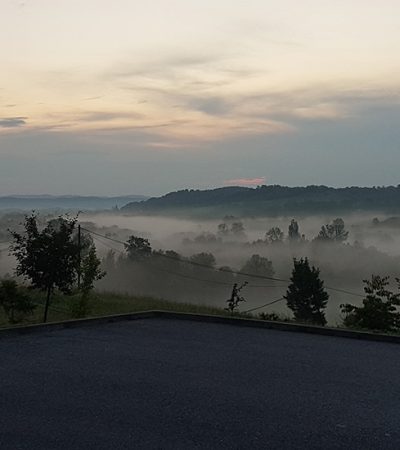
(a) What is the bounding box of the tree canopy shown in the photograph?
[9,213,103,322]
[284,258,329,326]
[341,275,400,332]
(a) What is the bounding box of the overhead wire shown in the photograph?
[82,227,287,283]
[91,233,233,287]
[82,226,365,299]
[243,297,286,314]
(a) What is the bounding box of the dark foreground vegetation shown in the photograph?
[0,290,229,328]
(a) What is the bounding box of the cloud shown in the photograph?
[224,177,266,186]
[78,111,143,122]
[187,97,230,116]
[0,117,27,128]
[110,53,223,79]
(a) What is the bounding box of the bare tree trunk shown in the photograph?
[43,285,51,323]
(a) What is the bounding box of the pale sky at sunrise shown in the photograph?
[1,0,400,195]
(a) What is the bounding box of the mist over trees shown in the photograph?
[88,212,400,325]
[2,207,400,327]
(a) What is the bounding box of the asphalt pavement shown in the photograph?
[1,318,400,449]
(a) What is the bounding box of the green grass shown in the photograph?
[0,291,233,328]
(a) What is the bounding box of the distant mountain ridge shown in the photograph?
[0,195,148,211]
[121,185,400,217]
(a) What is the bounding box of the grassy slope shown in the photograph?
[0,291,231,328]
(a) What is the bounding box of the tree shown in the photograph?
[9,213,80,322]
[80,246,105,294]
[70,245,105,318]
[266,227,284,244]
[125,235,152,261]
[315,218,348,243]
[217,223,229,237]
[240,254,274,277]
[288,219,301,242]
[190,252,216,267]
[340,275,400,332]
[0,279,36,324]
[284,258,329,326]
[225,282,247,313]
[231,222,246,237]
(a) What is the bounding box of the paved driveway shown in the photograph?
[1,318,400,449]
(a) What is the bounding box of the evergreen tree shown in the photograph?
[284,258,329,326]
[288,219,301,242]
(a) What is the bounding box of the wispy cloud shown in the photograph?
[0,117,27,128]
[78,111,143,122]
[186,97,230,116]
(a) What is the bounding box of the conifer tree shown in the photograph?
[284,258,329,325]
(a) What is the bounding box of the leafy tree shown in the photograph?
[125,235,152,261]
[70,245,105,318]
[80,246,105,295]
[231,221,245,237]
[266,227,284,244]
[0,279,36,324]
[315,218,348,243]
[193,232,220,244]
[217,221,245,238]
[217,223,229,237]
[288,219,301,242]
[284,258,329,326]
[190,252,216,267]
[340,275,400,332]
[240,254,274,277]
[9,213,79,322]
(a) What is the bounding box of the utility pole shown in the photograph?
[77,224,81,289]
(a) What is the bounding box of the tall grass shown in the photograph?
[0,290,231,328]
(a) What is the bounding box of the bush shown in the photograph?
[0,280,36,324]
[341,275,400,332]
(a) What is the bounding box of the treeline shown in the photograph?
[121,185,400,217]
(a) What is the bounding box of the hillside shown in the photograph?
[121,185,400,217]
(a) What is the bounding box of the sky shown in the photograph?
[1,0,400,196]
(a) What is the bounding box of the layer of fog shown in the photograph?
[83,212,400,324]
[2,211,400,325]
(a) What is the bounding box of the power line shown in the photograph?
[82,226,365,299]
[82,227,285,282]
[243,297,286,313]
[324,286,364,298]
[87,228,285,288]
[91,233,234,288]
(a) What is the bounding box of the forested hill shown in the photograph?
[121,185,400,217]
